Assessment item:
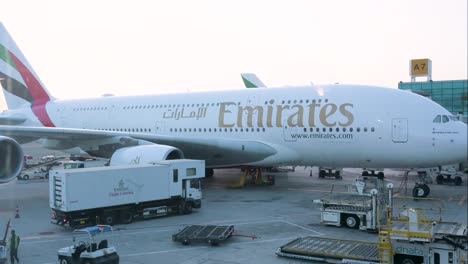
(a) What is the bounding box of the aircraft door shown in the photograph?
[392,118,408,143]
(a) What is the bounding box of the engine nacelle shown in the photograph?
[0,136,24,183]
[109,145,184,166]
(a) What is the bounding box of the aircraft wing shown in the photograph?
[0,125,277,167]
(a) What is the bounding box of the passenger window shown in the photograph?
[442,115,449,123]
[433,115,441,123]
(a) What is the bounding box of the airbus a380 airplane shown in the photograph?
[0,22,466,196]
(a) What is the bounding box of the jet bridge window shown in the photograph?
[433,115,441,123]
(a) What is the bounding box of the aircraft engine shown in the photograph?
[0,136,24,183]
[109,145,184,166]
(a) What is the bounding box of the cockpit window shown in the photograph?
[449,115,459,121]
[442,115,449,123]
[433,115,441,123]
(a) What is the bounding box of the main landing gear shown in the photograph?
[412,183,430,198]
[361,170,385,180]
[229,168,275,188]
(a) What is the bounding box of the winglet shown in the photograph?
[241,73,267,88]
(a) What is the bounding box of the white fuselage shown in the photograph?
[15,84,468,168]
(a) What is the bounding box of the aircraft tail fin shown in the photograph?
[0,22,54,110]
[241,73,267,88]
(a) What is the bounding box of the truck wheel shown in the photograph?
[23,174,29,180]
[362,171,369,176]
[182,239,190,245]
[45,172,49,179]
[344,215,360,229]
[59,257,69,264]
[120,211,134,224]
[103,213,115,225]
[454,176,462,186]
[184,203,193,214]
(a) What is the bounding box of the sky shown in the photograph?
[0,0,467,111]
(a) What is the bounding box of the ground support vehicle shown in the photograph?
[172,225,234,246]
[19,167,50,180]
[434,171,464,186]
[57,225,119,264]
[22,155,65,170]
[276,208,468,264]
[316,167,343,179]
[313,179,393,231]
[0,247,5,264]
[50,160,204,227]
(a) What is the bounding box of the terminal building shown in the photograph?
[399,59,468,123]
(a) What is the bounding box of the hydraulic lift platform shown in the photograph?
[172,225,235,246]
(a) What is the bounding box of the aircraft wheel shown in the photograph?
[344,214,360,229]
[454,176,462,186]
[23,174,29,180]
[377,172,384,179]
[436,174,444,184]
[412,184,429,198]
[362,171,369,176]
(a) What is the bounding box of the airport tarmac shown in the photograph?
[0,142,466,264]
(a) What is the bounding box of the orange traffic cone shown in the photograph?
[15,205,20,219]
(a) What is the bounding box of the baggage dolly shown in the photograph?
[172,225,234,246]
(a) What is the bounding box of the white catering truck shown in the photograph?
[49,159,204,227]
